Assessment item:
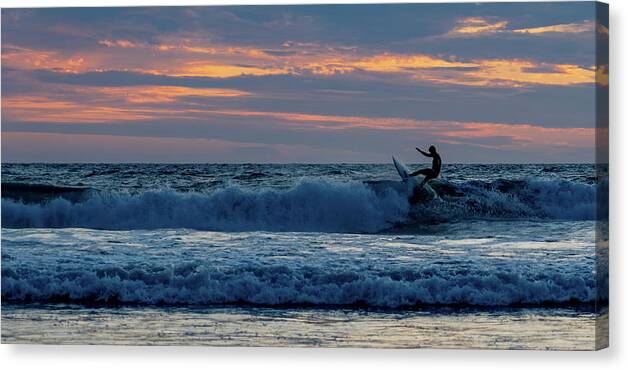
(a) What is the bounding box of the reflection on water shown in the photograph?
[1,305,607,350]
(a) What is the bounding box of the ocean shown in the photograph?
[0,163,608,349]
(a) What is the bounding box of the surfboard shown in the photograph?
[392,156,410,181]
[393,156,440,202]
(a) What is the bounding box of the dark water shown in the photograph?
[0,163,604,192]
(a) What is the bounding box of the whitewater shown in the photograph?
[1,163,609,348]
[1,166,606,232]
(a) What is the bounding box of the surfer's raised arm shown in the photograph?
[416,147,432,157]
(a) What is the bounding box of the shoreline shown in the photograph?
[1,304,608,350]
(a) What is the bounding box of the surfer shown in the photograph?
[409,145,441,186]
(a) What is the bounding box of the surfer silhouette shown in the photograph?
[409,145,441,186]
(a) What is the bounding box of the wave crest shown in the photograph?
[1,262,603,308]
[1,178,606,232]
[2,179,409,232]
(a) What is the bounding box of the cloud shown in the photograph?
[21,68,598,130]
[2,95,159,123]
[458,60,595,87]
[1,44,88,73]
[5,22,602,88]
[2,85,251,123]
[328,54,478,73]
[112,86,249,103]
[99,39,138,48]
[512,20,595,35]
[321,55,595,87]
[163,62,289,78]
[2,96,596,153]
[447,17,508,36]
[3,29,600,88]
[445,18,603,42]
[1,5,605,163]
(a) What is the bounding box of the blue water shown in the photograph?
[1,163,608,309]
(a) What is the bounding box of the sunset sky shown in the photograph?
[1,2,608,163]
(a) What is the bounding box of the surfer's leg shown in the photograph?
[409,168,432,177]
[419,170,436,186]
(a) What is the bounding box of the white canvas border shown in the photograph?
[0,0,625,368]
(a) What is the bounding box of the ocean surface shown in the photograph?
[1,163,608,349]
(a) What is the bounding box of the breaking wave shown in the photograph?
[1,177,607,232]
[1,261,606,308]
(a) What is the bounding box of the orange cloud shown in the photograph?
[513,20,594,34]
[99,39,138,48]
[100,86,251,104]
[304,53,595,87]
[448,17,508,35]
[312,55,595,87]
[92,39,483,80]
[462,60,595,87]
[3,34,600,88]
[103,38,275,59]
[2,96,157,123]
[94,39,290,77]
[349,54,477,72]
[163,62,289,78]
[2,85,251,123]
[1,44,89,73]
[304,54,477,76]
[447,18,603,39]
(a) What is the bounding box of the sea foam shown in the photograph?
[1,260,603,308]
[1,177,607,232]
